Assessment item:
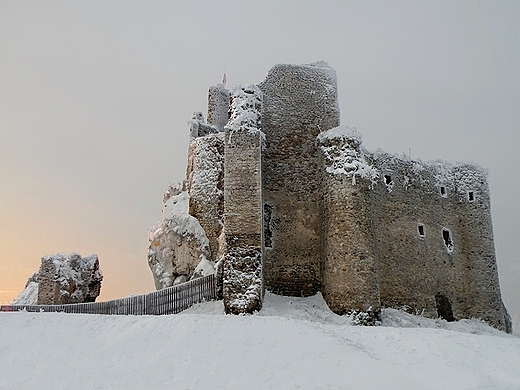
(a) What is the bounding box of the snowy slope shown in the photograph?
[0,292,519,390]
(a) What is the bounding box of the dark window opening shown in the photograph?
[442,228,453,253]
[418,224,425,237]
[264,203,274,248]
[468,191,474,202]
[435,293,455,322]
[384,175,393,186]
[440,186,447,197]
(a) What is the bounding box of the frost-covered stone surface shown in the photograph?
[13,252,103,305]
[207,84,229,132]
[317,126,379,186]
[315,122,509,331]
[186,133,224,261]
[221,84,264,314]
[188,111,218,140]
[226,84,263,134]
[259,62,340,297]
[223,247,263,314]
[147,181,214,290]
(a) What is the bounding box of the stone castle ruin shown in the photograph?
[148,62,511,332]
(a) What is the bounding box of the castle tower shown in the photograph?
[451,164,511,332]
[317,128,381,322]
[259,62,340,296]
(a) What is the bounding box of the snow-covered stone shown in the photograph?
[13,253,103,305]
[11,281,39,305]
[147,181,213,290]
[207,84,229,132]
[188,111,218,140]
[317,126,379,186]
[186,133,224,261]
[223,247,263,314]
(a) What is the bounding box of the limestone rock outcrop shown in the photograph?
[13,252,103,305]
[147,181,214,290]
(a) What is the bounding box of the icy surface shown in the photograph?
[1,292,519,389]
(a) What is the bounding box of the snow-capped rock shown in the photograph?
[147,181,214,290]
[13,252,103,305]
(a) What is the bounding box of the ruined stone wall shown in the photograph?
[316,127,509,331]
[259,63,340,296]
[367,153,509,332]
[222,85,264,314]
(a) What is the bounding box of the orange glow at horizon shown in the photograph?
[0,168,155,304]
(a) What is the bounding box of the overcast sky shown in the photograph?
[1,1,519,319]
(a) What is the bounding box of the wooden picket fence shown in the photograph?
[0,274,217,315]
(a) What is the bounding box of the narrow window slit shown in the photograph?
[417,224,425,238]
[442,228,453,254]
[440,186,447,197]
[264,203,274,248]
[468,191,474,202]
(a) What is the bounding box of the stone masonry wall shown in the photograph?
[259,62,340,297]
[368,153,510,332]
[207,84,229,132]
[222,85,264,314]
[317,131,380,323]
[316,126,509,331]
[452,164,510,332]
[186,133,224,261]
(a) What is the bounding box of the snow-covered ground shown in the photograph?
[1,292,519,390]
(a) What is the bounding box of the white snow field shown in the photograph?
[1,292,519,390]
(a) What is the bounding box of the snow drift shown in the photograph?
[1,292,519,390]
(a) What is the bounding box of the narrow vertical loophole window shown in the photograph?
[417,224,425,238]
[440,186,447,197]
[468,191,475,202]
[264,203,274,248]
[442,228,453,254]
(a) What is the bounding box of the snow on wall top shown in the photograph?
[260,62,340,131]
[372,149,490,201]
[317,126,378,185]
[318,126,489,198]
[225,84,264,143]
